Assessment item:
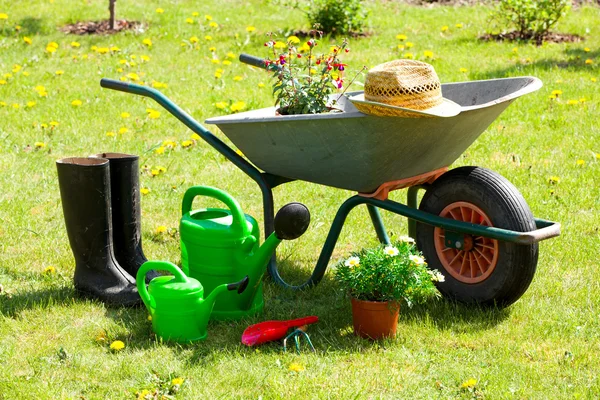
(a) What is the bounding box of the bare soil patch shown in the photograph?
[480,31,584,46]
[60,19,146,35]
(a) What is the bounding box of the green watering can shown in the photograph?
[137,260,249,342]
[180,186,310,320]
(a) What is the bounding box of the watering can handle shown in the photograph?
[181,186,249,236]
[136,261,189,310]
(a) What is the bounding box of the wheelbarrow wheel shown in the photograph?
[416,166,538,307]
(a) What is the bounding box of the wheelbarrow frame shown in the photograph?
[100,78,560,291]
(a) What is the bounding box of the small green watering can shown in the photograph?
[180,186,310,320]
[136,260,249,342]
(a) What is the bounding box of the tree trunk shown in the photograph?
[108,0,117,30]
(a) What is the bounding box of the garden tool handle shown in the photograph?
[181,186,250,236]
[137,261,189,310]
[239,54,268,70]
[227,276,250,294]
[286,316,319,328]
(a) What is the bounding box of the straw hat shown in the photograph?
[349,59,461,118]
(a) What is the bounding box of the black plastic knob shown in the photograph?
[274,202,310,240]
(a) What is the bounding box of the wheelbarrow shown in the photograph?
[100,56,560,307]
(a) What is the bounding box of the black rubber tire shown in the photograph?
[416,166,539,307]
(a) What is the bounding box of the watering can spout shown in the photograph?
[199,276,250,316]
[245,202,311,280]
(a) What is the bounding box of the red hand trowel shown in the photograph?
[241,316,319,346]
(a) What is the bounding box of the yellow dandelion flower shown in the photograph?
[147,110,160,119]
[3,73,12,79]
[96,47,110,54]
[24,36,32,45]
[584,47,590,52]
[215,101,227,109]
[461,378,476,389]
[181,140,193,148]
[49,121,59,127]
[423,50,434,58]
[192,12,199,17]
[396,34,407,41]
[151,169,160,177]
[211,59,220,64]
[222,60,231,66]
[0,79,6,85]
[55,70,64,75]
[172,377,184,386]
[258,82,265,88]
[120,112,130,118]
[191,133,201,140]
[459,67,468,73]
[22,71,30,76]
[585,59,593,65]
[43,265,56,274]
[46,45,57,53]
[40,123,48,129]
[126,72,140,81]
[26,101,36,108]
[151,81,167,89]
[441,26,448,32]
[576,159,585,166]
[71,99,82,107]
[109,340,125,351]
[591,78,597,83]
[0,13,9,20]
[230,101,246,112]
[116,68,123,73]
[141,55,150,62]
[34,141,46,148]
[288,363,304,372]
[209,46,216,52]
[12,64,21,73]
[0,101,6,107]
[140,187,150,195]
[106,131,115,137]
[157,166,167,173]
[403,52,414,59]
[246,26,256,32]
[287,35,300,44]
[119,59,127,65]
[233,76,243,81]
[129,61,137,67]
[456,23,463,28]
[205,35,212,41]
[156,8,164,13]
[226,52,235,59]
[209,21,218,28]
[567,99,579,105]
[142,38,152,47]
[214,72,222,79]
[154,146,165,154]
[205,15,212,20]
[110,46,120,52]
[185,18,194,24]
[12,103,20,109]
[551,89,562,96]
[118,127,129,134]
[548,176,560,184]
[190,36,199,44]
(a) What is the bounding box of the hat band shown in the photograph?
[365,87,443,111]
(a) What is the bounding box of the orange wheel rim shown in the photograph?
[434,202,499,284]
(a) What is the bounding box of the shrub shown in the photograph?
[307,0,368,35]
[491,0,570,42]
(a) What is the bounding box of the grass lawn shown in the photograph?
[0,0,599,398]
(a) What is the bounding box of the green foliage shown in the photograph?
[266,36,351,115]
[307,0,369,35]
[334,239,442,306]
[491,0,570,41]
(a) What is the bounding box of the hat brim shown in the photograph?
[349,93,462,118]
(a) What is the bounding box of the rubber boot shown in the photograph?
[56,157,140,306]
[91,153,160,283]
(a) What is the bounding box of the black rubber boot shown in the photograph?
[56,157,141,306]
[91,153,159,283]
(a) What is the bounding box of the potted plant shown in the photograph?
[334,236,444,339]
[264,31,364,115]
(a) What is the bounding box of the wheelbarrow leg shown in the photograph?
[366,204,390,245]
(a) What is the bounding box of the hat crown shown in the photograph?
[364,59,443,111]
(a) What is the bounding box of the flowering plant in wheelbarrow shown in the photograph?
[264,32,363,115]
[334,237,444,339]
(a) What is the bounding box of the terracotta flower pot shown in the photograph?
[351,298,400,340]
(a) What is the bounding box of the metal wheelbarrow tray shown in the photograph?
[205,77,542,194]
[100,73,559,308]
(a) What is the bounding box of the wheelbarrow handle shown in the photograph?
[100,78,150,96]
[239,53,269,70]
